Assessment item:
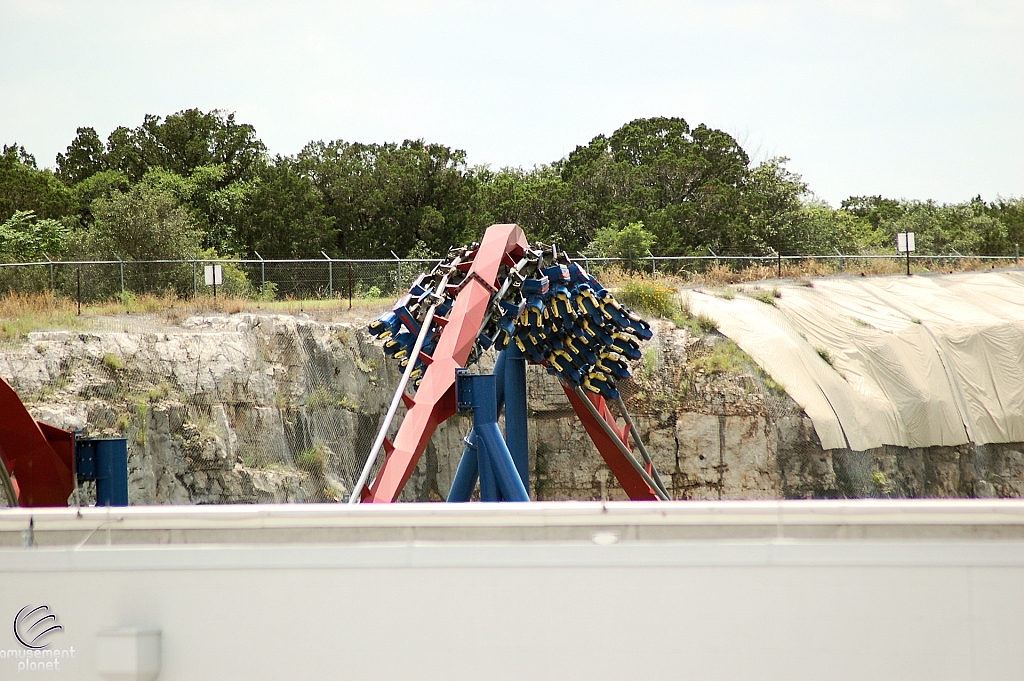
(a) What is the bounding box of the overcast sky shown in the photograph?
[1,0,1021,205]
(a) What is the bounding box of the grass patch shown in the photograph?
[695,314,718,332]
[145,382,172,402]
[748,287,781,305]
[692,339,748,375]
[304,387,361,412]
[815,347,835,366]
[295,446,326,475]
[0,291,80,340]
[102,353,122,371]
[674,309,718,335]
[640,347,658,380]
[134,402,148,446]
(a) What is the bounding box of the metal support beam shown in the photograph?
[456,371,528,502]
[76,437,129,506]
[572,386,668,500]
[564,386,661,501]
[503,344,529,490]
[349,303,438,503]
[449,351,508,502]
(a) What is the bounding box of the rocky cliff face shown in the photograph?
[1,311,1021,505]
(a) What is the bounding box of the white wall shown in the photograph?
[2,502,1024,680]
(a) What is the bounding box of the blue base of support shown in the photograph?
[76,437,129,506]
[450,367,528,503]
[449,351,508,502]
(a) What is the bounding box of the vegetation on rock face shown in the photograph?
[0,112,1019,267]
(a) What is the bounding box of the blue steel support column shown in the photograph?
[448,351,507,502]
[503,344,529,492]
[76,437,129,506]
[455,371,529,502]
[476,420,528,502]
[95,438,129,506]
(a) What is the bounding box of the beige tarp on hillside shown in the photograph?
[687,271,1024,451]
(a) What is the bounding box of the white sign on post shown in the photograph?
[897,232,916,253]
[204,264,223,286]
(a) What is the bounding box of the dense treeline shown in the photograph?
[2,109,1022,264]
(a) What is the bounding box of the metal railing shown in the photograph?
[0,249,1020,304]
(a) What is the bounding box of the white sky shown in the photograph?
[1,0,1021,205]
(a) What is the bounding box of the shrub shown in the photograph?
[616,278,677,318]
[695,314,718,333]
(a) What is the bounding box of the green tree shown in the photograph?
[881,201,1007,256]
[584,221,657,271]
[475,165,578,248]
[986,197,1024,252]
[841,195,904,230]
[556,117,750,254]
[56,127,107,185]
[87,183,201,260]
[233,157,336,257]
[142,165,254,252]
[739,157,807,255]
[298,139,480,257]
[0,210,69,261]
[0,144,75,223]
[102,109,267,184]
[69,169,130,229]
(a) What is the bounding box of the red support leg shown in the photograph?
[563,386,659,501]
[364,224,528,503]
[0,376,74,507]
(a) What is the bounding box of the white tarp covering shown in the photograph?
[687,271,1024,451]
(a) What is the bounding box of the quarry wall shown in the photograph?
[0,309,1021,505]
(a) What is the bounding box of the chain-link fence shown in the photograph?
[1,250,1021,304]
[0,257,440,304]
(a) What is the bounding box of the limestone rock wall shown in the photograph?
[1,312,1021,505]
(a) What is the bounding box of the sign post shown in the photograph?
[204,264,223,298]
[897,232,915,276]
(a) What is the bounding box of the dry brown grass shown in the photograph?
[1,257,1017,341]
[600,257,1019,288]
[0,291,397,341]
[0,291,79,341]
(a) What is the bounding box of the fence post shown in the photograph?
[1016,244,1019,266]
[117,256,125,298]
[348,262,353,310]
[45,255,54,291]
[834,248,844,273]
[392,251,402,294]
[192,260,197,298]
[255,251,266,299]
[708,247,719,268]
[322,251,333,298]
[76,267,81,315]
